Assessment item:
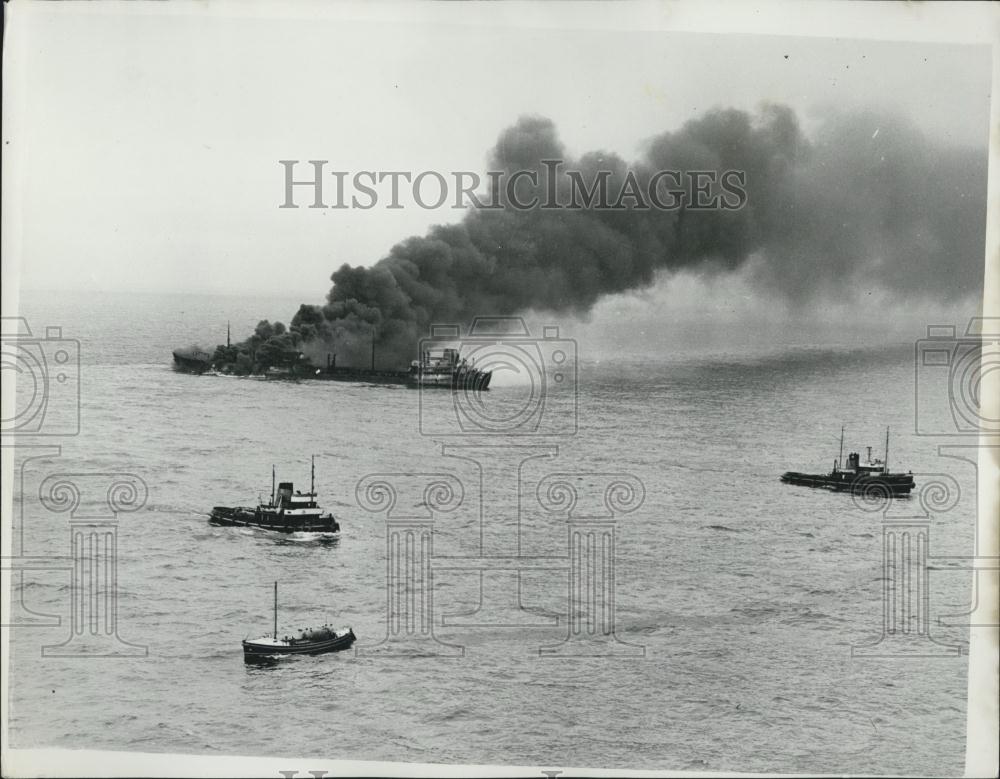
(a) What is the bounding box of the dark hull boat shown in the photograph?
[243,583,356,664]
[209,505,340,533]
[243,630,357,662]
[210,457,340,534]
[781,427,915,497]
[780,470,914,496]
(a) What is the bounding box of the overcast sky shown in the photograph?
[5,2,993,309]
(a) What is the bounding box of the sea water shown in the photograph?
[6,289,978,774]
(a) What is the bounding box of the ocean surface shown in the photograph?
[6,290,980,775]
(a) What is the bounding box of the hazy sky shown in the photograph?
[5,2,993,308]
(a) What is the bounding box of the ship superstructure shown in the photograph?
[409,347,492,390]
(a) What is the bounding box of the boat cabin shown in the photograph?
[269,481,322,515]
[420,347,463,370]
[844,448,886,475]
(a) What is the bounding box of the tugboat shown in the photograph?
[408,347,492,390]
[243,582,356,663]
[781,427,915,497]
[210,456,340,534]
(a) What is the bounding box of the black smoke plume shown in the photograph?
[255,104,988,369]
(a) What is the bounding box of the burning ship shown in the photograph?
[781,427,915,497]
[173,323,491,389]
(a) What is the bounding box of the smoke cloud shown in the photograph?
[280,104,986,368]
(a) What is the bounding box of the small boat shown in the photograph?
[210,456,340,534]
[781,426,915,497]
[243,582,356,663]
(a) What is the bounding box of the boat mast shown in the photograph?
[838,425,845,471]
[311,454,315,496]
[271,465,276,505]
[884,426,890,474]
[273,581,278,639]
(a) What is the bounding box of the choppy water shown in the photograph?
[6,290,977,774]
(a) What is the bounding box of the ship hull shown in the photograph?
[407,371,492,390]
[172,351,212,374]
[310,368,493,389]
[209,506,340,533]
[243,629,356,663]
[312,367,413,385]
[170,351,493,389]
[780,471,914,496]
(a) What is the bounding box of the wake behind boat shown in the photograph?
[781,426,915,497]
[243,582,356,663]
[210,456,340,534]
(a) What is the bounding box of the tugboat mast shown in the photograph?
[884,426,890,474]
[271,465,276,506]
[838,426,845,472]
[311,454,315,496]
